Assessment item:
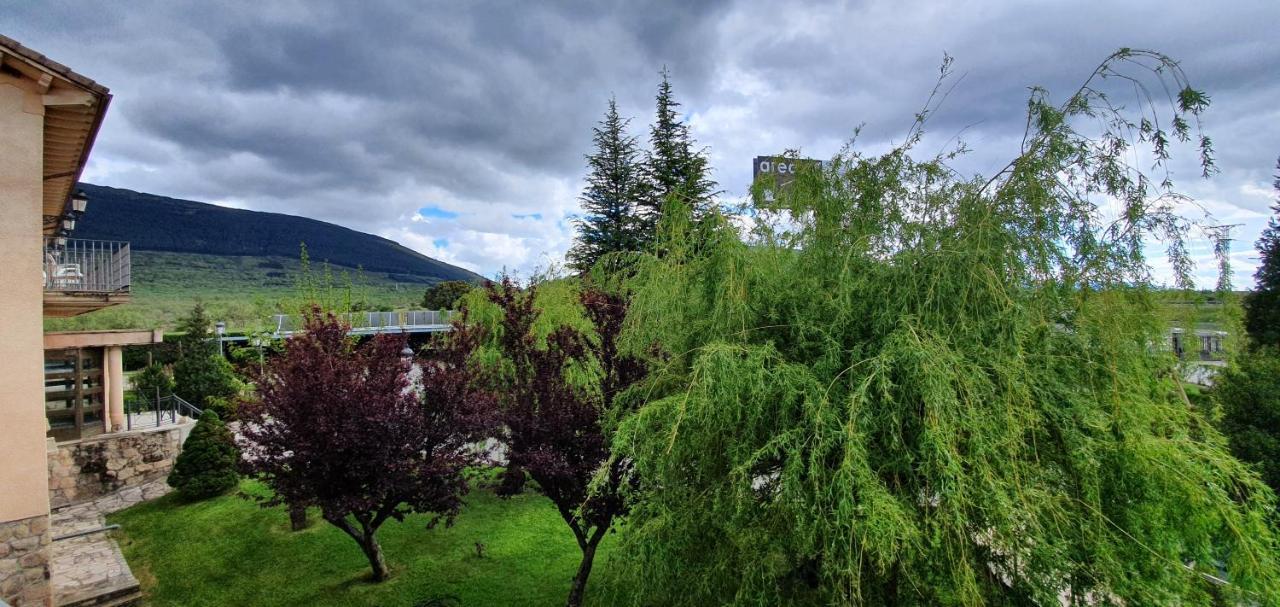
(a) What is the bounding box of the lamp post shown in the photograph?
[401,343,418,387]
[215,321,226,357]
[251,334,265,374]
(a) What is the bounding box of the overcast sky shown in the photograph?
[4,1,1277,286]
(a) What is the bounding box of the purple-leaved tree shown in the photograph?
[479,279,646,607]
[238,311,491,581]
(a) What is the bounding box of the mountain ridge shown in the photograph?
[72,183,482,284]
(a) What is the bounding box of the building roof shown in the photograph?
[0,34,111,233]
[0,35,109,95]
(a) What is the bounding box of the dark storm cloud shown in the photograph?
[203,1,731,175]
[722,0,1279,152]
[2,0,1277,281]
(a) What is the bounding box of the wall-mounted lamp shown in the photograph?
[69,190,89,215]
[49,191,89,238]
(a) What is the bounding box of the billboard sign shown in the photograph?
[752,156,824,194]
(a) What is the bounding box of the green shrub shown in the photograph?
[422,280,474,310]
[203,396,237,420]
[1214,348,1280,492]
[132,363,175,401]
[171,303,243,416]
[174,353,242,417]
[169,410,239,499]
[122,345,151,371]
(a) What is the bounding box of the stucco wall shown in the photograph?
[0,79,54,526]
[47,426,185,510]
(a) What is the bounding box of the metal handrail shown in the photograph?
[126,393,203,431]
[53,524,120,542]
[42,237,131,293]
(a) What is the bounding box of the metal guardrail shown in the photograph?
[42,237,131,293]
[126,393,202,431]
[270,310,456,334]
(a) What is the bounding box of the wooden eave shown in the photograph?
[0,34,111,234]
[44,328,162,350]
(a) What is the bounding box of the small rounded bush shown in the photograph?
[168,410,239,499]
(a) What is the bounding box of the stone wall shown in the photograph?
[0,513,51,607]
[47,426,185,510]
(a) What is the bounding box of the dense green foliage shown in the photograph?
[176,302,215,342]
[110,479,614,606]
[1214,348,1280,492]
[422,280,476,311]
[73,183,481,283]
[1243,157,1280,348]
[172,353,241,418]
[132,363,175,401]
[168,410,239,499]
[1215,158,1280,496]
[568,98,650,273]
[603,51,1280,606]
[172,305,243,417]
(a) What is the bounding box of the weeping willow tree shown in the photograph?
[602,50,1280,606]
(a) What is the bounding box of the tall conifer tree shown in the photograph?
[1243,155,1280,348]
[568,97,648,273]
[641,68,716,240]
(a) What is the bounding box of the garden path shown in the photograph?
[48,480,169,607]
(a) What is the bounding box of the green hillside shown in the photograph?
[44,251,429,332]
[73,183,483,284]
[46,183,486,332]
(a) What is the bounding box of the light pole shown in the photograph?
[215,321,226,357]
[252,334,265,374]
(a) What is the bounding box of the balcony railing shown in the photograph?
[43,237,131,294]
[270,310,456,334]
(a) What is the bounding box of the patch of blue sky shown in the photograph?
[419,206,459,219]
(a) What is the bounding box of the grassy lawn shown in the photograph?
[108,480,613,606]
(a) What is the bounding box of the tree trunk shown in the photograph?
[358,534,389,582]
[498,464,527,495]
[289,504,308,531]
[566,535,602,607]
[326,514,391,582]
